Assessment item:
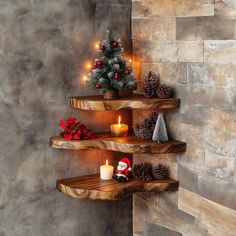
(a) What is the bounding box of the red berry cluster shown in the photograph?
[60,118,96,140]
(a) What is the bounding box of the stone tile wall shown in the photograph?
[0,1,132,236]
[132,0,236,235]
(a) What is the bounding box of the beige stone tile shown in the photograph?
[132,17,176,41]
[205,63,236,87]
[134,40,203,63]
[204,151,235,180]
[178,188,236,235]
[204,40,236,64]
[177,41,203,62]
[195,218,234,236]
[132,0,214,18]
[133,40,178,62]
[133,192,209,236]
[176,16,235,40]
[132,61,187,84]
[202,108,236,158]
[198,174,236,210]
[215,0,236,19]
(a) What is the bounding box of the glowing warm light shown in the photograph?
[83,76,87,81]
[94,41,100,49]
[129,59,132,63]
[118,115,121,124]
[110,115,128,137]
[106,160,108,166]
[87,63,92,69]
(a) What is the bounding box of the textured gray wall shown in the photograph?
[0,1,132,235]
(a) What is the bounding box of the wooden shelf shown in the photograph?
[69,94,180,111]
[57,174,179,200]
[50,133,186,154]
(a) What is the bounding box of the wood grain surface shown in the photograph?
[69,94,180,111]
[57,174,179,200]
[50,133,186,154]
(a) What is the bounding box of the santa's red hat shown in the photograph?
[119,157,130,167]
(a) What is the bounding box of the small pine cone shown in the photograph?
[156,84,171,99]
[153,163,169,180]
[133,112,158,140]
[143,71,160,98]
[132,162,153,182]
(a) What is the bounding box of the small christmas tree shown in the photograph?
[88,30,137,94]
[152,113,168,142]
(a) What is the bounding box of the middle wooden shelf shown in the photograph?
[50,133,186,154]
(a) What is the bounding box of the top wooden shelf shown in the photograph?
[69,94,180,111]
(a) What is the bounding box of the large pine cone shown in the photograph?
[156,84,171,98]
[133,112,158,140]
[132,162,153,182]
[143,71,160,98]
[153,163,169,180]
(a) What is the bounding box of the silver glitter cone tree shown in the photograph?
[152,113,168,142]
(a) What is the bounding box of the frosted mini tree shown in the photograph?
[152,113,168,142]
[88,30,136,94]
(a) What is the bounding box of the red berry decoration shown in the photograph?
[97,61,102,66]
[93,64,97,69]
[114,73,120,80]
[125,69,130,75]
[100,45,105,51]
[95,83,101,89]
[112,41,118,47]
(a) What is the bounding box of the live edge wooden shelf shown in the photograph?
[57,174,179,200]
[70,94,180,110]
[50,133,186,154]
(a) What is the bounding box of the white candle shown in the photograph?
[100,160,114,180]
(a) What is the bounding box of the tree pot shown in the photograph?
[118,89,133,98]
[104,89,119,100]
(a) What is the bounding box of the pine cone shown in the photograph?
[153,163,169,180]
[143,71,160,98]
[156,84,171,98]
[133,112,158,140]
[132,162,153,182]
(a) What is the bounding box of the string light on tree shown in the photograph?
[94,41,100,49]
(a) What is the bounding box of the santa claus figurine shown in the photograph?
[113,157,132,182]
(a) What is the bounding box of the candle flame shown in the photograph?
[106,160,108,166]
[118,115,121,124]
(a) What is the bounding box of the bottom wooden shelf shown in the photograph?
[57,174,179,201]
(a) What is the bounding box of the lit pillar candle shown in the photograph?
[110,116,129,137]
[100,160,114,180]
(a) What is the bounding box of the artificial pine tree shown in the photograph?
[152,113,168,142]
[88,30,137,97]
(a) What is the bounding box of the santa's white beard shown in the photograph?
[117,165,127,171]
